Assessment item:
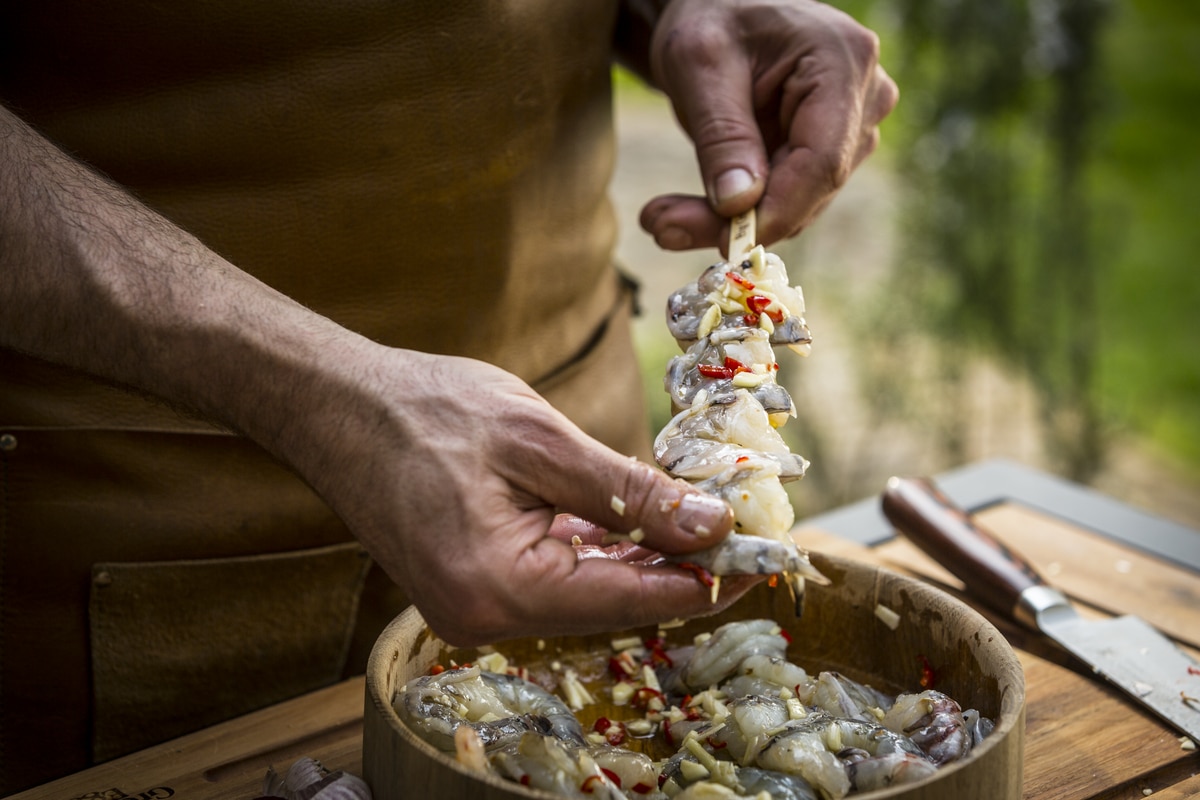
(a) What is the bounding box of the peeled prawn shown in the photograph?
[396,665,583,754]
[656,242,823,602]
[668,534,828,586]
[880,690,975,765]
[681,620,790,691]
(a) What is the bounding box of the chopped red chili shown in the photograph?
[632,686,666,710]
[725,271,755,290]
[746,295,772,314]
[697,364,735,379]
[601,768,622,788]
[677,562,715,587]
[1188,666,1200,676]
[918,654,937,688]
[429,664,445,676]
[779,628,793,644]
[632,782,655,794]
[767,574,778,588]
[742,313,760,327]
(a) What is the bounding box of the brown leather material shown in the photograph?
[89,542,371,762]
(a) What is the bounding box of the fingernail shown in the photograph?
[712,168,755,205]
[658,226,693,250]
[675,493,730,539]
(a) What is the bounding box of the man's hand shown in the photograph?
[0,104,757,649]
[291,348,757,647]
[638,0,898,252]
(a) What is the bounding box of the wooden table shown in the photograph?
[9,460,1200,800]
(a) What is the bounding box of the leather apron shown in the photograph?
[0,1,654,791]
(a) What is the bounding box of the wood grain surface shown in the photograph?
[8,502,1199,800]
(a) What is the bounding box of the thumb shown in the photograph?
[653,14,769,215]
[548,448,735,557]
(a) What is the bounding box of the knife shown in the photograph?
[881,475,1200,741]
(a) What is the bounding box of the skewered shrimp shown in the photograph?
[656,233,824,602]
[396,665,584,753]
[666,251,812,354]
[655,391,809,482]
[664,329,796,417]
[667,534,828,586]
[880,690,973,765]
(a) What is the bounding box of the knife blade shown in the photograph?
[881,475,1200,741]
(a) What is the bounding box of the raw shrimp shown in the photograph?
[396,665,584,753]
[724,654,812,700]
[666,251,812,353]
[841,750,938,792]
[668,532,829,585]
[880,690,976,765]
[588,744,661,795]
[681,620,790,691]
[708,694,792,763]
[654,391,809,482]
[753,713,852,800]
[737,767,820,800]
[664,329,796,416]
[489,733,624,799]
[692,460,796,540]
[804,672,894,722]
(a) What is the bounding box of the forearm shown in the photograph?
[0,105,381,465]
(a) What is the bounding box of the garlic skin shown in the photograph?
[262,757,372,800]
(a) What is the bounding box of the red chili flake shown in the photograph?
[632,782,655,795]
[779,629,793,644]
[736,455,750,463]
[662,719,675,747]
[697,364,735,379]
[706,736,728,749]
[601,768,622,788]
[593,717,612,733]
[658,772,669,788]
[609,654,637,678]
[742,313,760,327]
[725,271,755,290]
[429,664,446,675]
[685,707,702,721]
[1188,666,1200,676]
[723,356,749,373]
[767,574,778,588]
[746,295,772,314]
[649,645,674,669]
[632,686,666,711]
[767,308,785,323]
[677,562,715,587]
[581,775,602,794]
[918,655,937,688]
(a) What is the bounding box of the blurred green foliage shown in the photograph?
[855,0,1200,476]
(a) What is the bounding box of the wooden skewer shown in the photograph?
[728,208,756,265]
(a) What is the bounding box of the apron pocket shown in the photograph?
[89,541,370,762]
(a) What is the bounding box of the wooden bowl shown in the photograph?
[363,552,1025,799]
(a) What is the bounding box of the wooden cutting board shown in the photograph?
[8,503,1199,800]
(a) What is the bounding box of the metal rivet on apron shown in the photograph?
[94,571,113,588]
[0,433,16,452]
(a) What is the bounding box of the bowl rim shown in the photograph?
[366,553,1026,799]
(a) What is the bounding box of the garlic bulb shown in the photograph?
[261,757,372,800]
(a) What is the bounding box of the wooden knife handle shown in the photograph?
[881,476,1049,622]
